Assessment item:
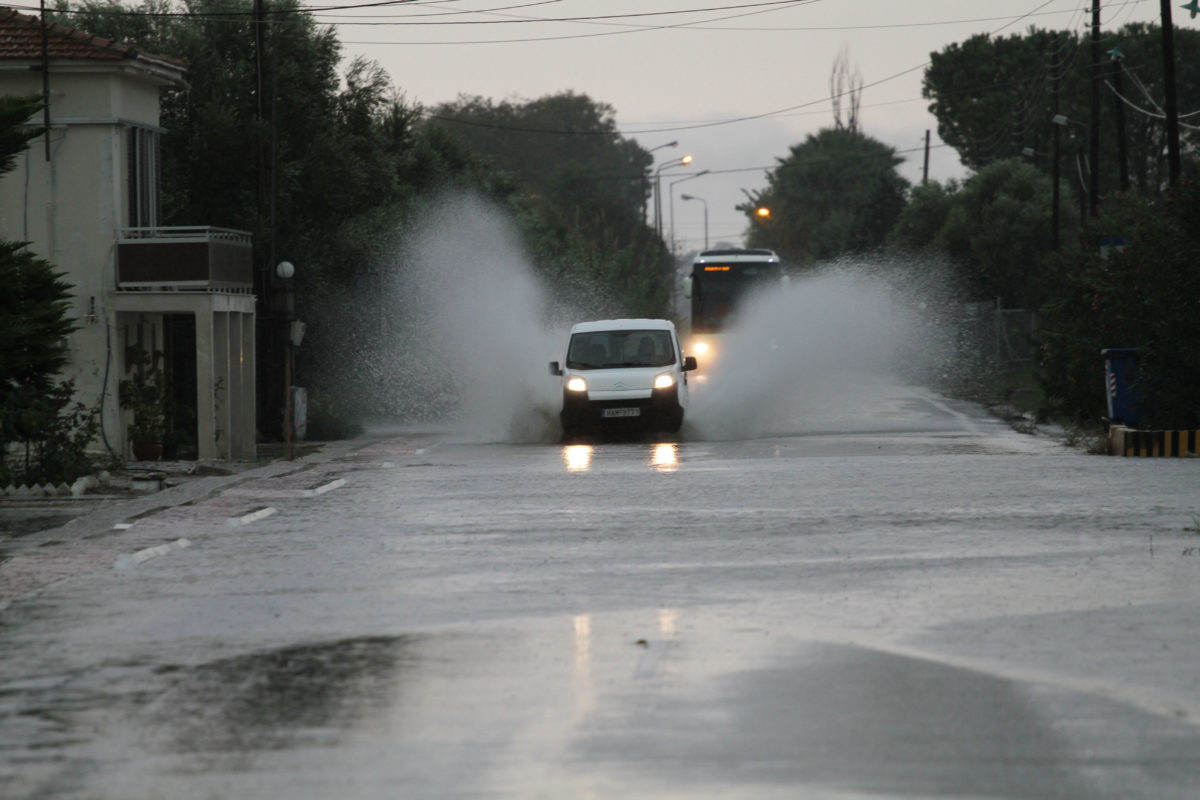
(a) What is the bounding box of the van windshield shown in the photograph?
[566,329,675,369]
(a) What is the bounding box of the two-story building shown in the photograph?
[0,7,256,461]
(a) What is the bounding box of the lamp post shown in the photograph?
[668,169,709,251]
[275,260,295,459]
[642,141,677,221]
[680,194,708,249]
[653,154,693,240]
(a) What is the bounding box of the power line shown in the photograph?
[32,0,816,22]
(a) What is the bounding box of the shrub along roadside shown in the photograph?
[1038,181,1200,429]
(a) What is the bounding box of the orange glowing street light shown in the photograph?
[755,206,771,219]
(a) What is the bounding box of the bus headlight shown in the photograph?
[693,341,710,356]
[653,373,675,389]
[566,376,588,392]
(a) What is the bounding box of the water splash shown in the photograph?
[345,192,633,443]
[686,260,956,440]
[334,195,955,445]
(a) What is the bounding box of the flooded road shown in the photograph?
[2,382,1199,798]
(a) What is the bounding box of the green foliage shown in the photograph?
[0,240,77,464]
[429,91,671,316]
[118,347,166,444]
[888,180,956,254]
[955,159,1059,306]
[1038,181,1200,427]
[742,128,909,269]
[0,380,100,487]
[0,95,46,173]
[0,242,75,393]
[924,24,1200,192]
[430,92,651,243]
[890,160,1079,307]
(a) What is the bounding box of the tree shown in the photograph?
[924,24,1200,194]
[430,92,655,245]
[887,179,956,254]
[430,91,671,314]
[936,158,1065,307]
[742,128,909,268]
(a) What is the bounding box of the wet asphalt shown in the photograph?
[2,381,1199,798]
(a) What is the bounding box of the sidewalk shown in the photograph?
[0,434,429,610]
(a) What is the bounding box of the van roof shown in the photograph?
[569,318,676,334]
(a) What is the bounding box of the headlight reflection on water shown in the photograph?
[563,444,592,472]
[562,443,678,473]
[651,443,678,472]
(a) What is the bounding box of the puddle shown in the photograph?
[151,636,419,758]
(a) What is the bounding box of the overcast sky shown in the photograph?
[308,0,1173,250]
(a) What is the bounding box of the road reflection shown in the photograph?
[650,443,678,472]
[153,636,413,765]
[563,445,592,471]
[561,443,680,473]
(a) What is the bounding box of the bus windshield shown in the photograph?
[691,261,781,333]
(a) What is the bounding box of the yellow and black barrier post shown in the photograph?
[1108,426,1200,457]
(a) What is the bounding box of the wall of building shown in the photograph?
[0,62,177,459]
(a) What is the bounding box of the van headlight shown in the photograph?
[653,373,675,389]
[566,376,588,392]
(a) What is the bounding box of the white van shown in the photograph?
[549,319,698,434]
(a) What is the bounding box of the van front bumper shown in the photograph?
[561,386,683,430]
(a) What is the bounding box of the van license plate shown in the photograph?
[602,407,640,419]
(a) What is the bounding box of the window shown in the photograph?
[567,329,675,369]
[127,126,160,228]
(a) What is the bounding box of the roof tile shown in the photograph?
[0,6,184,70]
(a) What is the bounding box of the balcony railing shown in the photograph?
[117,227,253,291]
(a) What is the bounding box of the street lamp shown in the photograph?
[668,169,709,251]
[653,154,693,239]
[680,194,708,249]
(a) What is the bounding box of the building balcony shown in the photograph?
[117,227,253,291]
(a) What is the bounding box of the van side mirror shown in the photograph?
[683,356,698,372]
[549,361,562,376]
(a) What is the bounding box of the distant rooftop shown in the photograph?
[0,5,184,72]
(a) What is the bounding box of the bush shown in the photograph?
[1039,181,1200,427]
[0,380,100,487]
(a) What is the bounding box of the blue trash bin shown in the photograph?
[1101,348,1140,425]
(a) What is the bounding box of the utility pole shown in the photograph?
[39,0,50,161]
[1088,0,1101,217]
[1052,42,1061,250]
[1159,0,1182,184]
[1109,49,1130,192]
[922,130,930,184]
